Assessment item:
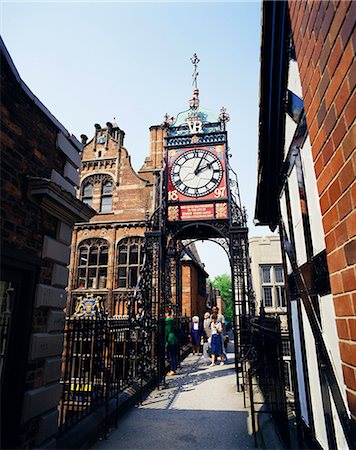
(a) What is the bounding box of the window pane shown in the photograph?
[102,182,112,194]
[119,246,127,265]
[140,246,144,265]
[275,266,284,283]
[99,247,108,266]
[83,198,93,207]
[281,286,286,307]
[282,340,291,357]
[286,90,304,123]
[276,286,286,307]
[98,268,107,288]
[88,268,97,288]
[129,267,138,288]
[101,196,112,213]
[263,287,273,307]
[89,247,98,266]
[83,184,93,197]
[129,245,139,264]
[79,247,88,266]
[261,266,271,283]
[77,268,86,288]
[284,361,291,391]
[118,268,127,288]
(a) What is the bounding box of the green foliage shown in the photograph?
[211,273,233,324]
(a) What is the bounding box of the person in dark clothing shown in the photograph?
[190,315,202,355]
[165,309,178,375]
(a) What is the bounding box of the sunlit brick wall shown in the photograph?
[288,0,356,419]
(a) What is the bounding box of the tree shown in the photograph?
[210,274,233,324]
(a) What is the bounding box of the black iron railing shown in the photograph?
[248,315,291,447]
[58,316,131,431]
[58,314,189,435]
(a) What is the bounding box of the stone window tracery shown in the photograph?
[80,174,114,212]
[117,237,144,289]
[77,239,109,289]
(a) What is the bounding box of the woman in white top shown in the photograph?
[209,314,224,366]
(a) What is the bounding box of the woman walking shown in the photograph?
[209,313,224,366]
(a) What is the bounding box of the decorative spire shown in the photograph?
[219,106,230,124]
[161,112,175,129]
[188,53,200,110]
[190,53,200,89]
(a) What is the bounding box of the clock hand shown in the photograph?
[194,156,206,175]
[195,163,212,175]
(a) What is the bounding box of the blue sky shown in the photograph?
[1,1,275,278]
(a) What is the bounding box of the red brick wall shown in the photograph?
[288,0,355,419]
[1,60,64,262]
[181,262,206,319]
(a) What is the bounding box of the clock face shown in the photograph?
[170,149,223,198]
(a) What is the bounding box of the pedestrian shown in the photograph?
[202,312,212,360]
[190,315,202,355]
[209,313,224,366]
[203,312,212,341]
[165,308,178,376]
[212,306,227,362]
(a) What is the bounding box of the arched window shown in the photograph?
[82,181,93,207]
[117,237,144,289]
[77,239,109,289]
[101,181,113,213]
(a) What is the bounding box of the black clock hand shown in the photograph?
[194,156,206,175]
[195,163,212,175]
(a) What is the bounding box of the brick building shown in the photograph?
[0,38,94,449]
[181,245,208,319]
[255,1,355,448]
[66,122,156,316]
[67,122,208,319]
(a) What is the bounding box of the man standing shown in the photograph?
[165,309,178,375]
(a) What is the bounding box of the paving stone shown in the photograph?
[93,346,255,450]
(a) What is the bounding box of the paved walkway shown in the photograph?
[93,344,255,450]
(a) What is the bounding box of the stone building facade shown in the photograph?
[255,1,355,448]
[0,37,94,449]
[66,122,160,316]
[249,236,287,317]
[249,236,292,391]
[67,123,207,319]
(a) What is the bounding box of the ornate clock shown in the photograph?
[167,144,228,222]
[170,149,223,198]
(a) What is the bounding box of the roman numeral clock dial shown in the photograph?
[170,150,223,198]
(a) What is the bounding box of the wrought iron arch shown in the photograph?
[178,237,231,262]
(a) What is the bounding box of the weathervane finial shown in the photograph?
[190,53,200,88]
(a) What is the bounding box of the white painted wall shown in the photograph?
[288,59,303,98]
[301,303,328,449]
[284,113,298,158]
[288,167,307,266]
[300,137,326,256]
[280,190,293,275]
